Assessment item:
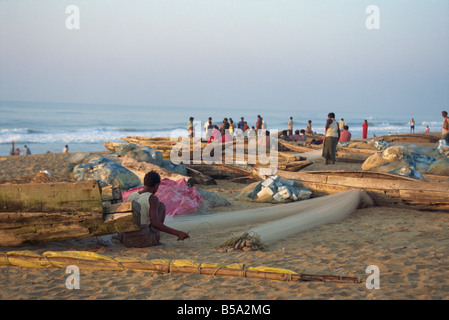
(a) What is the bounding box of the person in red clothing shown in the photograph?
[362,120,368,139]
[339,125,352,142]
[208,125,221,143]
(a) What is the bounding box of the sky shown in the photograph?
[0,0,448,115]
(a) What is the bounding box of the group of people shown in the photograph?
[11,144,31,156]
[10,144,70,156]
[188,115,270,142]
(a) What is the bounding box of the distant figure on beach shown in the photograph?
[339,125,352,142]
[63,145,69,153]
[322,113,340,165]
[238,117,245,130]
[442,111,449,143]
[204,117,213,140]
[14,148,21,155]
[242,121,249,134]
[220,118,230,136]
[425,126,430,133]
[338,118,347,131]
[228,118,235,135]
[208,125,221,143]
[288,117,293,136]
[119,171,189,248]
[188,117,194,138]
[22,145,31,155]
[290,129,306,142]
[362,120,368,139]
[256,115,263,132]
[279,130,290,141]
[306,120,313,134]
[258,130,271,149]
[410,118,415,134]
[248,126,257,137]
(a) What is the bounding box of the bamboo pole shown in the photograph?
[0,251,363,284]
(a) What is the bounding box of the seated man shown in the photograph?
[339,125,352,142]
[279,130,290,141]
[290,129,306,142]
[119,171,189,248]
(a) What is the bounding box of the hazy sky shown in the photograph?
[0,0,448,114]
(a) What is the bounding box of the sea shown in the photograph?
[0,100,443,156]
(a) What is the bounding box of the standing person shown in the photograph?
[188,117,194,138]
[242,121,249,135]
[22,145,31,155]
[220,118,230,136]
[306,120,313,134]
[229,118,235,135]
[119,171,190,248]
[238,117,245,130]
[322,113,340,165]
[204,117,213,140]
[442,111,449,143]
[338,118,347,131]
[425,126,430,133]
[410,118,415,134]
[256,115,262,132]
[288,117,293,136]
[362,120,368,139]
[63,145,69,153]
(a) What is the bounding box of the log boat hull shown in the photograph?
[278,170,449,211]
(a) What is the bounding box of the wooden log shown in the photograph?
[100,185,122,202]
[187,164,261,182]
[284,161,313,172]
[185,166,217,185]
[0,181,102,214]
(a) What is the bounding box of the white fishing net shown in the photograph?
[167,190,373,247]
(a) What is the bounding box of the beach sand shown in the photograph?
[1,135,449,300]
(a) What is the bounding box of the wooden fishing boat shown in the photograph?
[277,170,449,211]
[0,181,141,247]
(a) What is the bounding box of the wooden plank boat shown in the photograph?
[277,170,449,211]
[0,181,141,247]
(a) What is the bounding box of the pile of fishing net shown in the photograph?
[167,190,373,251]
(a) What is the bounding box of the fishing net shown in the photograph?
[167,190,373,249]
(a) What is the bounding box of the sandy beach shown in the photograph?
[1,134,449,300]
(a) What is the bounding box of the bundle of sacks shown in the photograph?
[67,153,142,190]
[235,175,312,203]
[362,140,449,178]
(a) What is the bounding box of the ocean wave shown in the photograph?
[0,127,187,144]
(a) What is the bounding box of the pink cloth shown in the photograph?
[122,178,204,217]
